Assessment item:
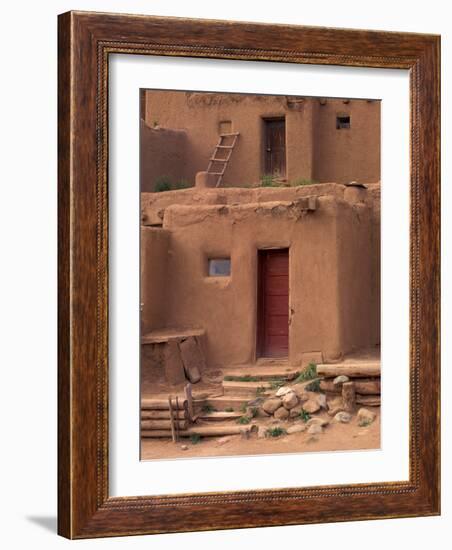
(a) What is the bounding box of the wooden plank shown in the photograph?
[356,395,381,406]
[342,381,356,413]
[184,383,194,421]
[317,363,380,378]
[198,411,244,421]
[222,380,273,395]
[141,419,188,431]
[141,410,186,420]
[142,425,252,438]
[141,397,186,410]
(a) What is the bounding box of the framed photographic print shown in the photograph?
[58,11,440,538]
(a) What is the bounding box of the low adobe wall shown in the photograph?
[140,190,379,367]
[140,120,189,192]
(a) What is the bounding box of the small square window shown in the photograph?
[336,115,351,129]
[208,258,231,277]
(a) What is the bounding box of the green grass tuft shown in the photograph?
[266,427,287,438]
[224,407,234,412]
[293,363,317,384]
[237,415,252,425]
[190,433,202,444]
[298,409,311,423]
[201,404,217,414]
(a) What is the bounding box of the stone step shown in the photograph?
[222,380,274,395]
[196,395,257,412]
[221,364,300,381]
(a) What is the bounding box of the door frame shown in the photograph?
[256,247,290,359]
[261,116,287,178]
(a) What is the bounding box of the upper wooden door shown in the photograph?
[257,249,289,358]
[264,119,286,177]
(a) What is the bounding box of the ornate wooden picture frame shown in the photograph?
[58,11,440,538]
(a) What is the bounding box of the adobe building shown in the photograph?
[140,91,380,392]
[141,184,380,376]
[140,90,380,191]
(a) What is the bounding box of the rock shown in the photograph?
[289,406,304,418]
[287,424,306,434]
[357,407,376,426]
[262,397,283,414]
[307,424,323,435]
[327,396,344,416]
[303,400,321,414]
[282,392,299,410]
[334,411,352,423]
[276,386,293,397]
[316,393,327,409]
[180,444,189,451]
[306,417,329,428]
[247,397,264,407]
[179,337,204,383]
[274,406,290,420]
[333,375,350,386]
[216,436,231,445]
[257,426,267,439]
[296,391,310,403]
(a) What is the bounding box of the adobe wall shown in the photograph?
[139,186,379,367]
[312,100,381,184]
[140,119,188,192]
[141,91,380,190]
[140,227,170,332]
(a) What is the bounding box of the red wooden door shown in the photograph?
[264,119,286,177]
[257,249,289,358]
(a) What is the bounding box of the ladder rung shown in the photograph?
[209,172,225,176]
[209,157,228,162]
[217,145,234,149]
[220,132,240,137]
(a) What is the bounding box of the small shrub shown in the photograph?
[190,433,202,444]
[237,415,251,425]
[256,386,267,396]
[305,379,321,392]
[240,403,248,413]
[266,427,287,438]
[261,173,276,187]
[298,409,311,423]
[225,407,234,412]
[201,404,216,414]
[154,175,172,192]
[294,363,317,383]
[248,406,259,418]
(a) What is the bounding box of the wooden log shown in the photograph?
[141,410,186,420]
[320,378,380,395]
[199,411,243,421]
[356,394,381,406]
[184,383,194,421]
[168,397,176,443]
[317,363,380,378]
[142,424,252,438]
[342,381,356,413]
[141,397,186,410]
[141,419,188,431]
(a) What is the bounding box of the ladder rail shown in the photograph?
[206,133,239,187]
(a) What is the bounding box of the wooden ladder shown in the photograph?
[206,132,239,187]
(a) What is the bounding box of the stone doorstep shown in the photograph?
[221,364,299,381]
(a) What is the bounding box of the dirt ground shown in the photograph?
[140,407,380,461]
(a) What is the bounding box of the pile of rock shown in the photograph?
[261,386,326,421]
